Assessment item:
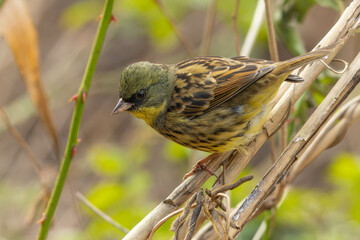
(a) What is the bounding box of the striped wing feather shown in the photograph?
[169,56,276,117]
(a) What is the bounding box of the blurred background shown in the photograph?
[0,0,359,239]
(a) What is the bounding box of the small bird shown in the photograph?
[113,44,336,177]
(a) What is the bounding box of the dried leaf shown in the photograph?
[0,0,59,152]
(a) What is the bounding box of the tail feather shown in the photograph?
[273,41,341,75]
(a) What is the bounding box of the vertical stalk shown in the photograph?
[36,0,115,239]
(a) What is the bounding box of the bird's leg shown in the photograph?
[183,153,219,180]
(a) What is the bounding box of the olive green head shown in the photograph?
[113,61,174,125]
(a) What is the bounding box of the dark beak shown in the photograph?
[112,98,134,115]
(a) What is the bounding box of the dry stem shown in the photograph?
[232,0,242,55]
[152,0,196,57]
[76,192,129,234]
[200,0,217,56]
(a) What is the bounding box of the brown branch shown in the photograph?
[232,0,242,55]
[264,0,279,61]
[149,208,184,240]
[0,106,52,224]
[152,0,196,57]
[200,0,217,56]
[0,106,47,188]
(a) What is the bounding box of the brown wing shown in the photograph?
[168,56,276,117]
[232,57,304,83]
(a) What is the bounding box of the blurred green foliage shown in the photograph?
[60,0,269,54]
[83,145,154,239]
[0,181,40,239]
[163,141,189,163]
[275,0,345,55]
[273,152,360,240]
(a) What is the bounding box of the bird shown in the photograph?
[112,44,337,178]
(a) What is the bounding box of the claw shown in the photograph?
[183,153,219,180]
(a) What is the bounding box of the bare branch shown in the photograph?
[152,0,196,57]
[200,0,217,56]
[264,0,279,61]
[232,0,242,55]
[76,192,129,234]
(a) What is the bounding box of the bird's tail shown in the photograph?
[273,41,343,75]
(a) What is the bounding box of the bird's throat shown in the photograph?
[130,101,167,127]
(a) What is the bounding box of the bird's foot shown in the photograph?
[183,153,219,180]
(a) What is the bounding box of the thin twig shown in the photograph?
[171,193,197,231]
[216,193,231,237]
[269,137,277,162]
[211,175,253,196]
[232,0,242,56]
[76,192,129,234]
[202,203,223,238]
[149,208,184,240]
[279,126,288,152]
[152,0,196,57]
[211,209,225,238]
[0,106,48,189]
[264,0,279,61]
[185,192,204,240]
[200,0,217,56]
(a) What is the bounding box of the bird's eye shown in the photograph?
[136,90,146,100]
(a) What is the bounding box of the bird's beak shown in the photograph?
[112,98,134,115]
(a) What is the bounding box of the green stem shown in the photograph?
[37,1,114,239]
